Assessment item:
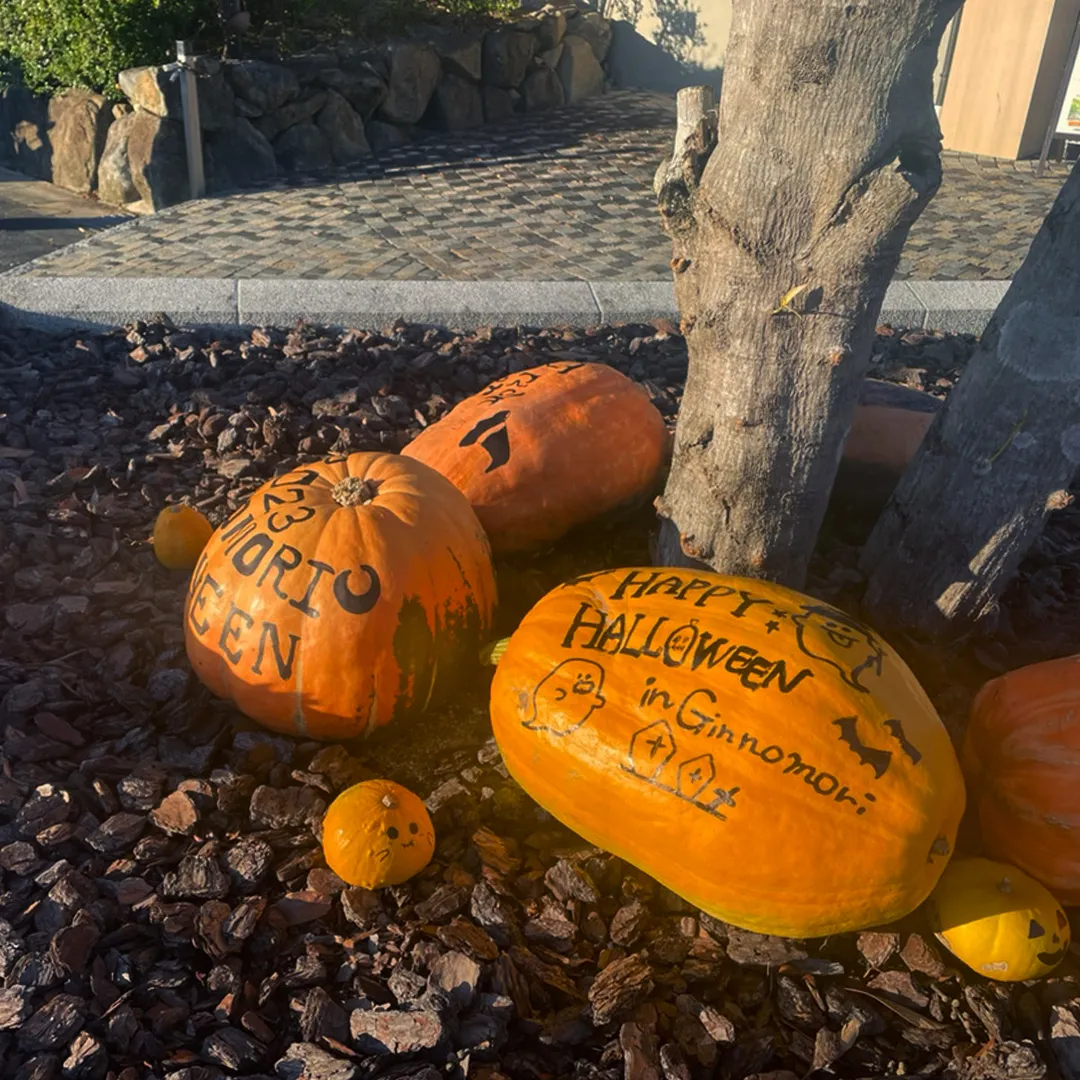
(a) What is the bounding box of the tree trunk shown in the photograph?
[654,0,961,588]
[860,164,1080,639]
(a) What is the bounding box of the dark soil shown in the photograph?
[1,312,1079,1080]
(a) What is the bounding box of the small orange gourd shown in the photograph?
[322,780,435,888]
[402,361,668,553]
[962,653,1080,903]
[489,567,966,938]
[153,504,213,569]
[184,452,496,740]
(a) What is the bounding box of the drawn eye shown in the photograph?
[409,822,419,835]
[387,826,399,840]
[1028,919,1046,939]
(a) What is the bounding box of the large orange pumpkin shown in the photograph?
[962,654,1080,903]
[489,568,966,937]
[185,452,496,740]
[402,361,668,553]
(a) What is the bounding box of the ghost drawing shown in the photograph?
[524,658,607,736]
[791,604,885,694]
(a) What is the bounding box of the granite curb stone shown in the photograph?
[0,278,1006,333]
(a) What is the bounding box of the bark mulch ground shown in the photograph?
[2,313,1080,1080]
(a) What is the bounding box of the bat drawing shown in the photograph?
[459,410,511,472]
[884,718,922,764]
[833,716,893,780]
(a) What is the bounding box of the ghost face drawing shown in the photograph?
[791,604,885,693]
[524,658,607,736]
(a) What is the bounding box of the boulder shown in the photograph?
[317,90,370,164]
[538,43,565,69]
[482,28,536,88]
[96,112,140,206]
[1,87,51,179]
[557,34,605,103]
[426,73,485,131]
[378,43,441,125]
[364,120,414,152]
[125,109,189,210]
[481,85,516,124]
[273,122,332,172]
[224,60,300,114]
[47,90,111,194]
[316,65,387,120]
[532,8,568,50]
[566,10,613,63]
[117,64,235,131]
[337,43,391,82]
[254,91,327,142]
[283,52,340,86]
[520,66,565,112]
[425,27,483,82]
[205,117,278,192]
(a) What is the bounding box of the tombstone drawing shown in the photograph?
[627,719,678,781]
[677,753,717,802]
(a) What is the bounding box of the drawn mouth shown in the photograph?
[401,840,415,849]
[1038,946,1067,966]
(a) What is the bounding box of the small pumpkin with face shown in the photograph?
[321,780,436,889]
[928,857,1071,981]
[153,504,214,570]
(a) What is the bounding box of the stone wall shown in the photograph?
[0,3,617,212]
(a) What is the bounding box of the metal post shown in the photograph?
[176,40,206,200]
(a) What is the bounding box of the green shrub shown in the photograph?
[0,0,219,100]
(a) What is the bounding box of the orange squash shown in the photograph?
[489,568,966,937]
[184,452,496,740]
[322,779,435,888]
[402,361,668,553]
[962,653,1080,903]
[153,504,214,570]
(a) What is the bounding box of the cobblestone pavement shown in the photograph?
[2,90,1071,280]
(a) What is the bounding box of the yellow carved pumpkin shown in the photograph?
[322,779,435,888]
[489,568,966,938]
[928,857,1071,981]
[153,504,213,570]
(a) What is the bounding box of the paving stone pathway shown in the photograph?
[1,90,1071,280]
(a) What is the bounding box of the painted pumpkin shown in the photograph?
[962,654,1080,903]
[153,504,214,570]
[928,857,1071,981]
[322,779,435,888]
[489,567,966,938]
[184,452,496,740]
[402,361,668,553]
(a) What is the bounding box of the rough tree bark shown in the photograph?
[860,164,1080,639]
[653,0,961,588]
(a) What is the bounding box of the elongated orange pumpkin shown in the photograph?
[489,568,966,938]
[185,452,496,740]
[402,361,668,553]
[962,654,1080,904]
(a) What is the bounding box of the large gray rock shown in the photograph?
[205,117,278,192]
[1,87,51,178]
[538,43,565,69]
[557,34,605,103]
[47,90,111,194]
[482,28,536,88]
[283,52,340,86]
[520,66,565,112]
[96,112,140,206]
[117,64,235,131]
[255,91,327,142]
[126,109,189,210]
[317,90,370,164]
[532,8,568,50]
[426,73,485,131]
[425,27,483,82]
[273,122,332,172]
[481,85,516,124]
[566,11,613,62]
[364,119,414,152]
[378,43,441,125]
[224,59,300,114]
[316,64,387,120]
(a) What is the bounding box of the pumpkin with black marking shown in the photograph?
[488,567,965,937]
[184,452,496,739]
[402,361,668,553]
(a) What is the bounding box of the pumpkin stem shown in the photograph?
[381,794,397,809]
[333,476,380,506]
[480,638,511,666]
